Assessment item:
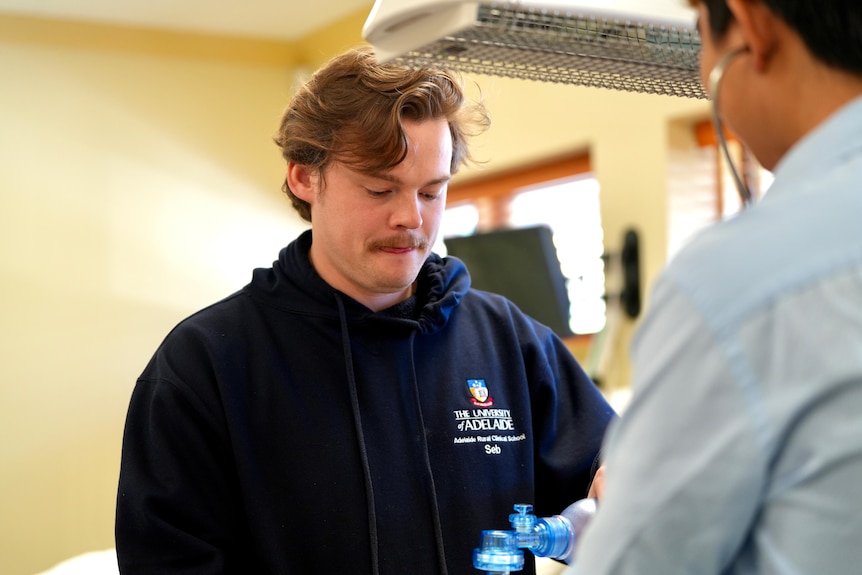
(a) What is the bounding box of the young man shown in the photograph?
[115,46,615,574]
[570,1,862,573]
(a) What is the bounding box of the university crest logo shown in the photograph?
[467,379,493,407]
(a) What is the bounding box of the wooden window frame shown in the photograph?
[445,151,595,356]
[694,119,762,214]
[448,152,592,205]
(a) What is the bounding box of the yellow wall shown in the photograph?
[0,14,312,575]
[0,7,708,574]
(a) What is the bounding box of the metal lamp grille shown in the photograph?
[388,4,706,99]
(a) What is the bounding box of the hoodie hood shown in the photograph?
[246,229,470,334]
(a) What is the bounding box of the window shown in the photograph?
[668,120,773,261]
[508,176,605,334]
[437,154,606,335]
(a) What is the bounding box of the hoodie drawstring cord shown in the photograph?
[406,335,450,575]
[335,293,380,575]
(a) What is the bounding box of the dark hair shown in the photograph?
[690,0,862,75]
[274,45,490,222]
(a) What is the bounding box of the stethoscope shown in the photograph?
[707,46,755,208]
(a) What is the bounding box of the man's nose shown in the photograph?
[391,193,423,229]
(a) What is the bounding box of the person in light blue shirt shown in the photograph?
[569,0,862,573]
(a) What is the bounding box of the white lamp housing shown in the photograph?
[362,0,705,98]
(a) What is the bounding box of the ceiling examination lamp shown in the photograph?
[363,0,755,207]
[362,0,706,99]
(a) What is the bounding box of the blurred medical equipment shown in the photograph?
[472,500,596,574]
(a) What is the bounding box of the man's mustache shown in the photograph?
[369,235,428,250]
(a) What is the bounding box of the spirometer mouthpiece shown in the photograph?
[473,530,525,574]
[473,499,597,573]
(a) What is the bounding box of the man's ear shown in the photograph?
[726,0,779,72]
[286,162,317,203]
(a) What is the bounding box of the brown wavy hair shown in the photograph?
[274,45,490,222]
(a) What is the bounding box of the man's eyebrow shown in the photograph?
[367,172,452,187]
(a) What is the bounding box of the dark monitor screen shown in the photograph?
[444,225,573,337]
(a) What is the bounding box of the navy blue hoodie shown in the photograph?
[116,230,615,575]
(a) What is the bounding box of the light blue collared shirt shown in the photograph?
[568,96,862,574]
